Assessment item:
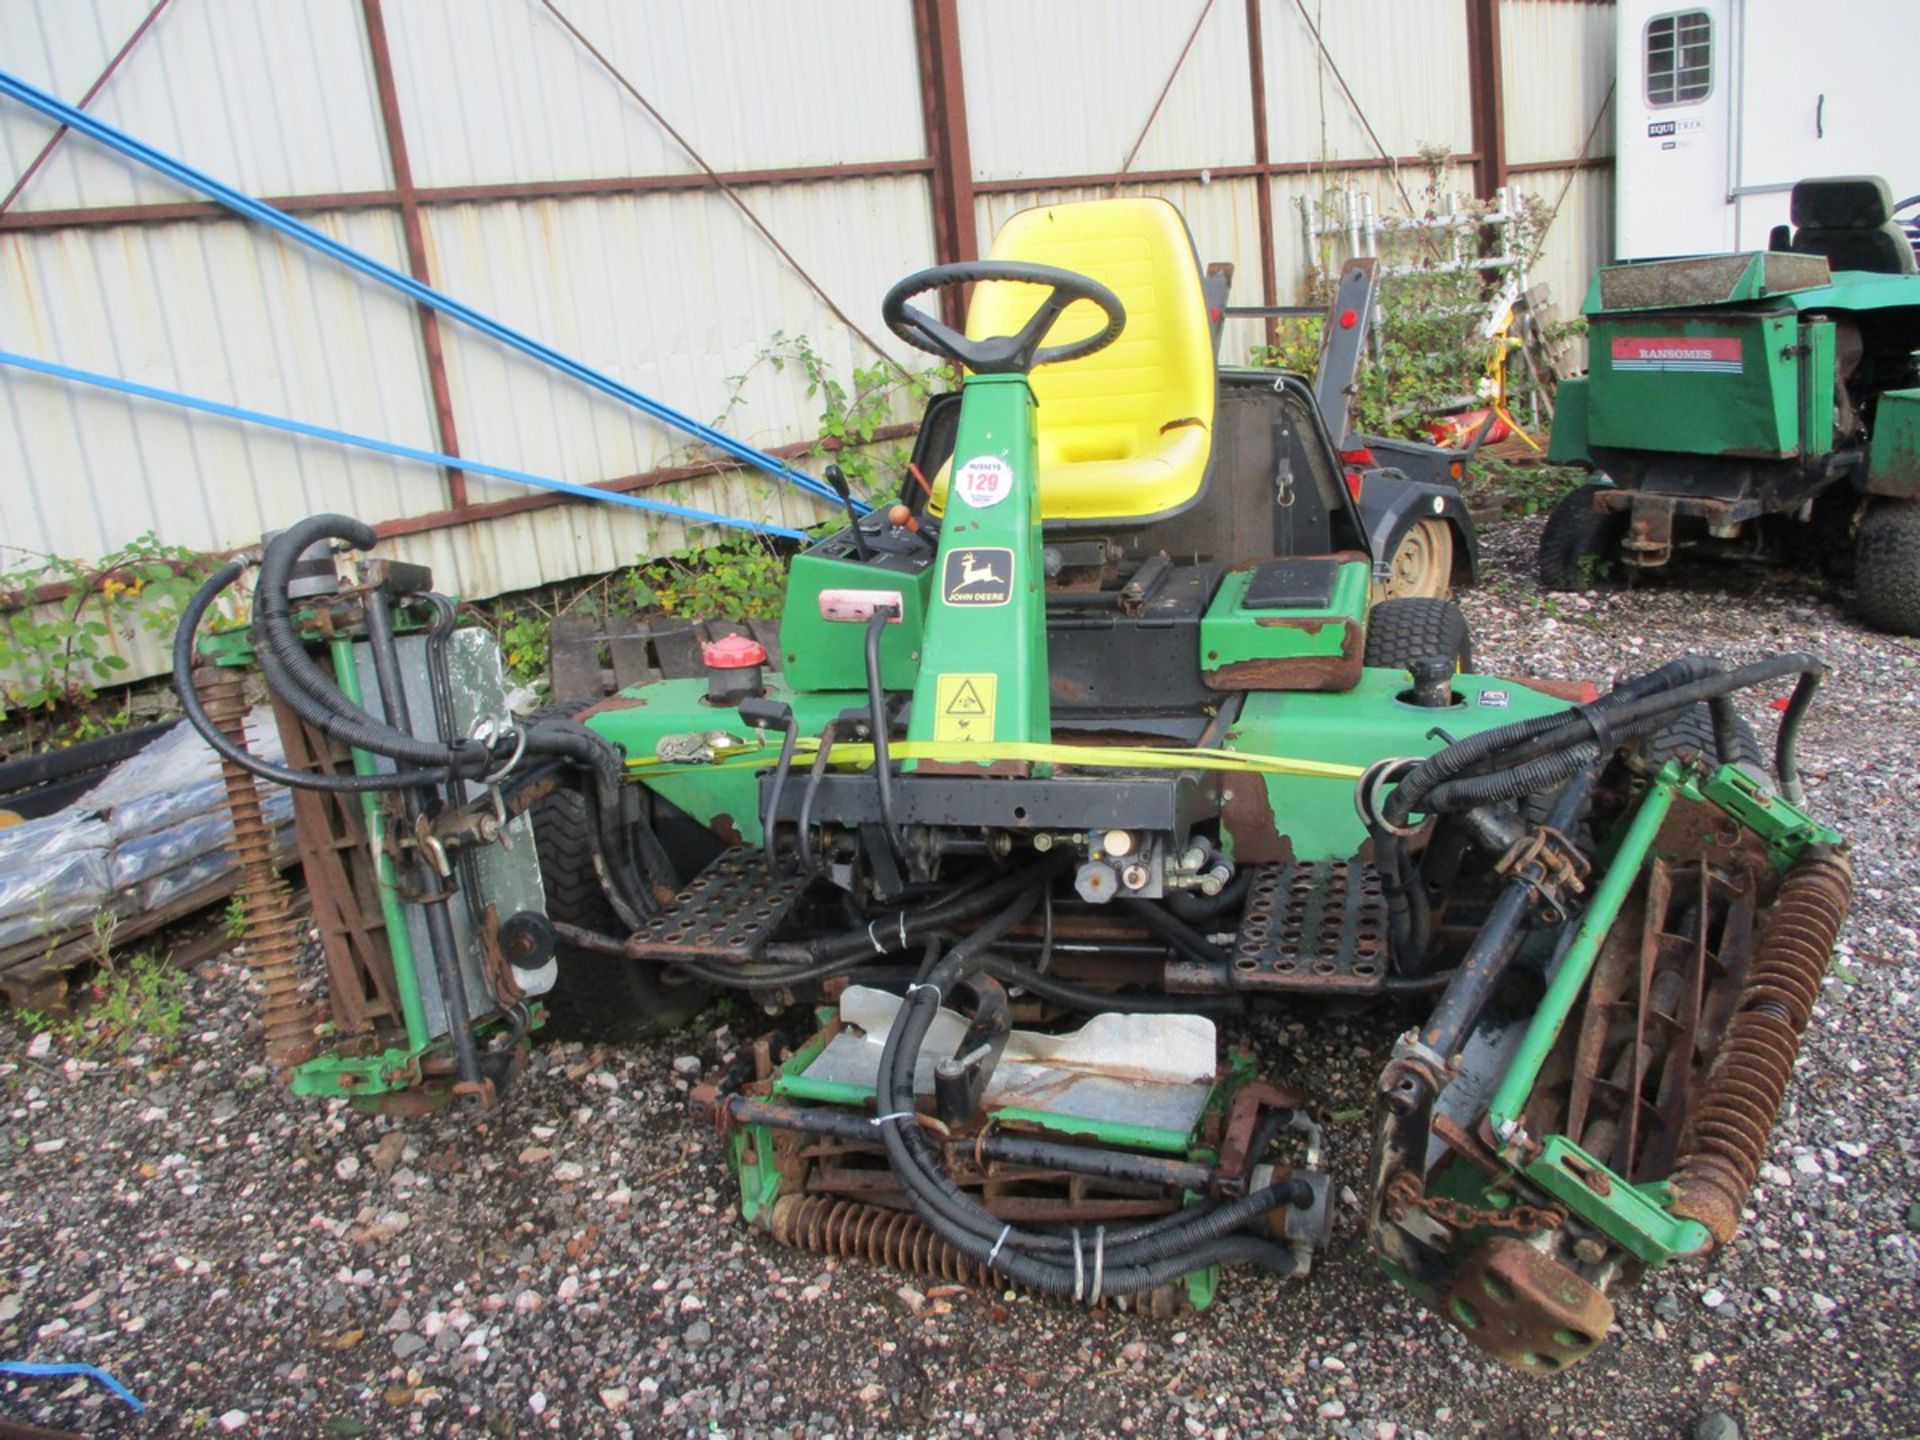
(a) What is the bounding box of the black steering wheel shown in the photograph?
[881,260,1126,375]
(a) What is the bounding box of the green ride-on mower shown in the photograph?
[1543,174,1920,634]
[178,199,1852,1370]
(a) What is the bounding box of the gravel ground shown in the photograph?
[4,517,1918,1439]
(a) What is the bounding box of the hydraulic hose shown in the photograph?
[1385,653,1825,825]
[867,936,1307,1296]
[1120,898,1233,969]
[173,561,459,793]
[252,516,491,773]
[864,606,908,864]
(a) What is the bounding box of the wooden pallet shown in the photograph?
[0,871,307,1012]
[548,614,784,699]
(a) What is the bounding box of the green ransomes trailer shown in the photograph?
[1544,175,1920,633]
[180,197,1852,1371]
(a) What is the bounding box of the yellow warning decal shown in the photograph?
[932,673,996,743]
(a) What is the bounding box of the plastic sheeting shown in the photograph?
[0,708,293,953]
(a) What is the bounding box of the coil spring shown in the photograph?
[766,1195,1188,1316]
[194,666,318,1069]
[1670,851,1851,1244]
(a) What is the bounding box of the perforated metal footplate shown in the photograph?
[626,851,811,964]
[1229,861,1389,993]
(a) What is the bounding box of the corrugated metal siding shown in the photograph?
[959,0,1254,180]
[1507,163,1612,330]
[1259,0,1473,164]
[0,211,433,562]
[1,0,1620,694]
[384,0,926,184]
[0,0,390,207]
[1500,0,1617,165]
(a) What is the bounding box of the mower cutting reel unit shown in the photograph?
[1545,174,1920,634]
[185,198,1852,1366]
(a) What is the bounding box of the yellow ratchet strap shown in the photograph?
[625,738,1363,782]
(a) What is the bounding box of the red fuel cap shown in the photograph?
[703,634,767,669]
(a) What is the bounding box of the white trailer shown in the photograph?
[1614,0,1920,259]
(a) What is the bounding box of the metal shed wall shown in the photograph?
[1,0,1618,689]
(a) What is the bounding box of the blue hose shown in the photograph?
[0,1360,144,1413]
[0,67,861,514]
[0,349,805,539]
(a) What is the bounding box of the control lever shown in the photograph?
[825,463,873,560]
[739,697,798,879]
[934,974,1012,1125]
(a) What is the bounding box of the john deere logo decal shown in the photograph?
[943,547,1013,606]
[1610,336,1743,374]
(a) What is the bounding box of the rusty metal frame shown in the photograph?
[911,0,977,330]
[0,158,936,233]
[1243,0,1279,343]
[1464,0,1509,198]
[361,0,467,509]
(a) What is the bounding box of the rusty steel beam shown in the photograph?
[0,0,173,215]
[971,152,1479,197]
[912,0,977,330]
[1243,0,1279,340]
[369,421,918,542]
[0,158,933,233]
[1506,155,1616,176]
[361,0,467,509]
[1464,0,1508,197]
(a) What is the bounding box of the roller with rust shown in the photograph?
[766,1195,1187,1315]
[194,664,320,1071]
[1670,850,1852,1244]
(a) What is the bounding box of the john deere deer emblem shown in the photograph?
[942,547,1013,607]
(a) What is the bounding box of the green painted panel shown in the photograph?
[1222,671,1569,862]
[1200,562,1369,679]
[780,547,934,692]
[1867,387,1920,497]
[1798,319,1836,457]
[586,677,860,846]
[907,373,1052,753]
[1547,377,1592,465]
[1587,312,1802,457]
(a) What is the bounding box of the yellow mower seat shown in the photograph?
[952,198,1216,526]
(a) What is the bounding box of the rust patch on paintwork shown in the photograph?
[1220,781,1297,866]
[915,759,1031,778]
[574,693,650,723]
[1509,675,1601,704]
[1224,548,1370,575]
[710,813,746,848]
[1204,618,1363,694]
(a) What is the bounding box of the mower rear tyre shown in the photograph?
[1538,484,1626,592]
[1645,703,1765,773]
[1851,499,1920,636]
[528,716,712,1043]
[1364,597,1474,672]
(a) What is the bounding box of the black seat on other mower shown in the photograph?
[1788,176,1918,276]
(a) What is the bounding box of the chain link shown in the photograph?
[1385,1172,1565,1233]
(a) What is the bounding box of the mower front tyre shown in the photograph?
[530,784,712,1043]
[1364,597,1474,673]
[1851,499,1920,636]
[1538,483,1626,592]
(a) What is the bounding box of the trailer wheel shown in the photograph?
[1851,499,1920,636]
[1378,518,1455,601]
[1538,484,1625,592]
[527,703,712,1042]
[1364,597,1474,672]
